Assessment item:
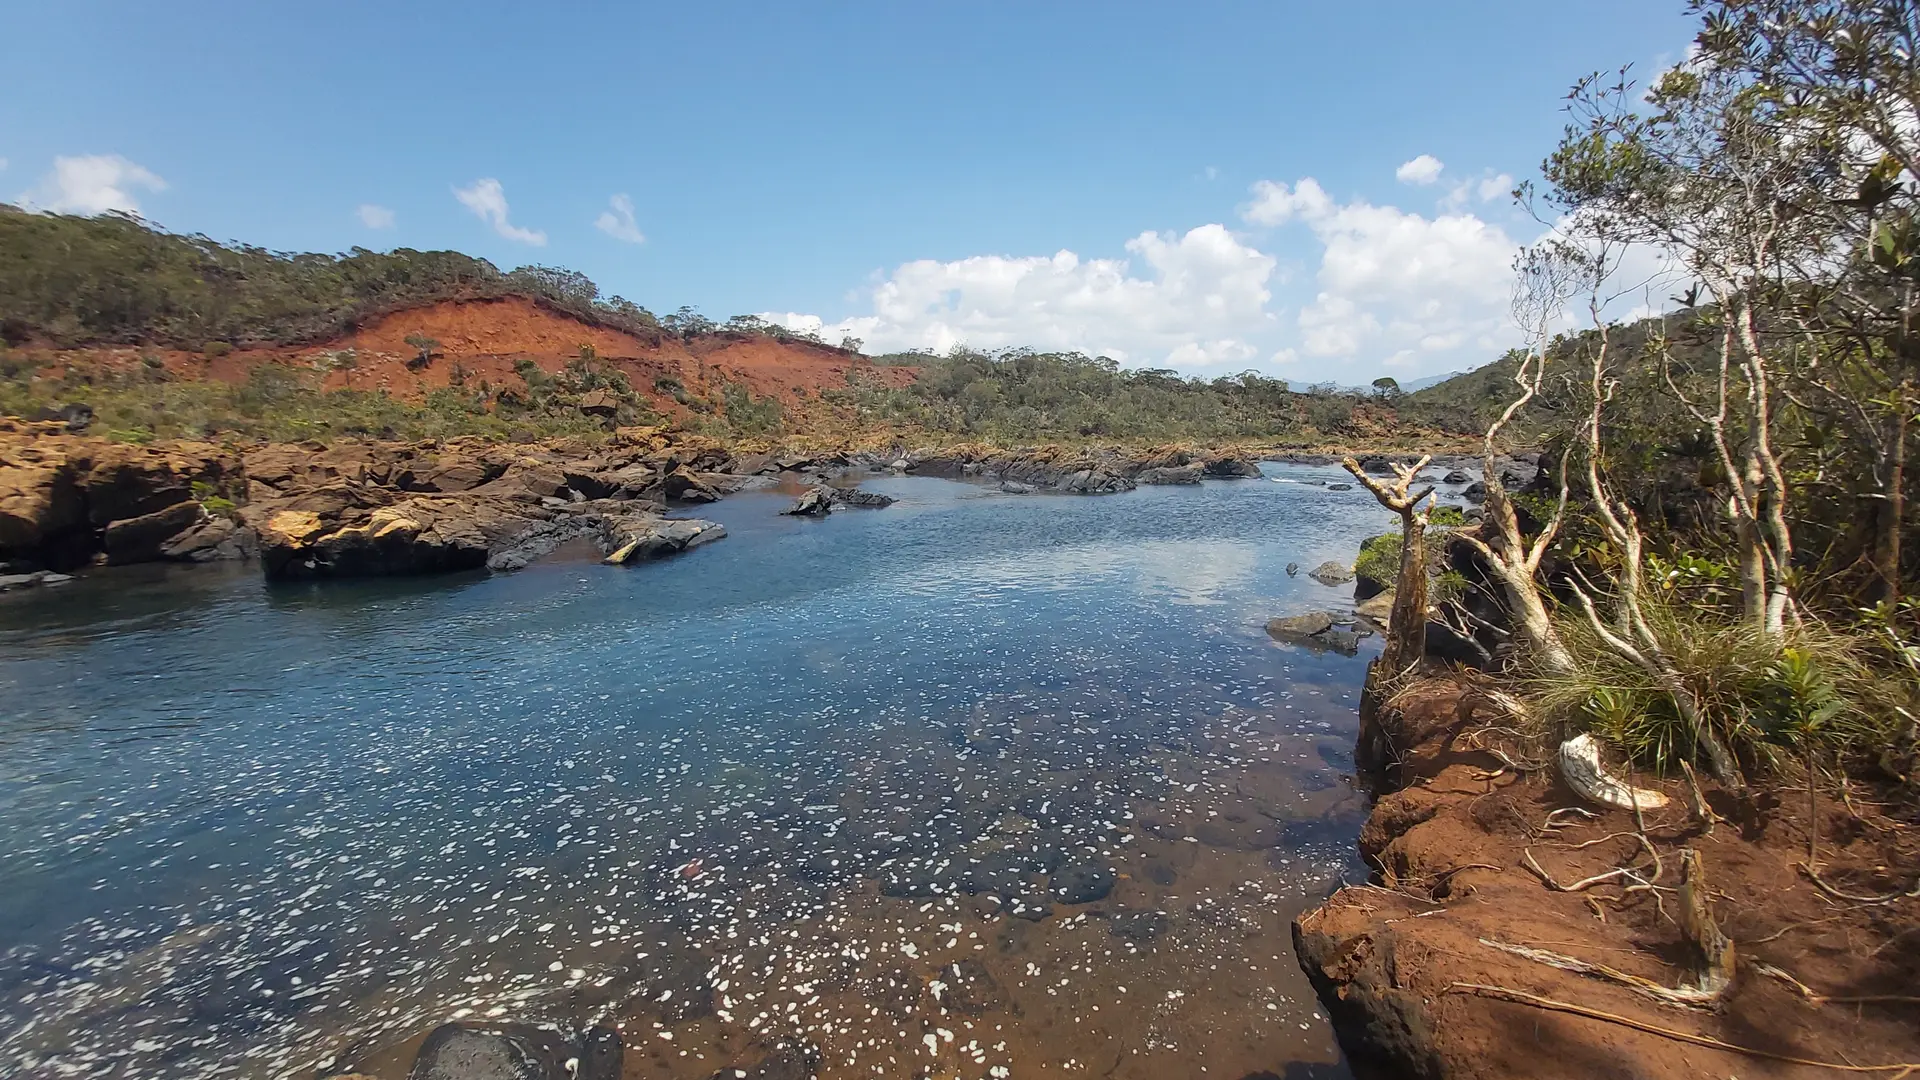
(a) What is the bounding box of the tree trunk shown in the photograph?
[1380,513,1430,679]
[1872,388,1909,604]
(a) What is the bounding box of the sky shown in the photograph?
[0,1,1697,380]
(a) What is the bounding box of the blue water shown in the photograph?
[0,465,1392,1079]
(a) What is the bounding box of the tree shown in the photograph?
[1371,376,1401,398]
[1342,454,1436,682]
[404,333,439,370]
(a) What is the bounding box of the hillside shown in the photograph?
[0,207,1479,449]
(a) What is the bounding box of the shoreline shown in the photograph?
[1293,673,1920,1079]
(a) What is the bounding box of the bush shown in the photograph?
[1526,597,1908,775]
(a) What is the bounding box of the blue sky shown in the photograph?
[1,1,1694,379]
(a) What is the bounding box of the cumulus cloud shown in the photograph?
[1395,154,1445,186]
[1242,175,1521,370]
[453,178,546,245]
[357,203,395,229]
[594,193,645,243]
[760,224,1277,367]
[16,154,166,215]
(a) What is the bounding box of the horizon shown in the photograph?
[2,1,1692,381]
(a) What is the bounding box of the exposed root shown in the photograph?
[1479,939,1723,1008]
[1445,983,1920,1074]
[1800,864,1920,906]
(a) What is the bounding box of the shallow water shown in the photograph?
[0,465,1395,1079]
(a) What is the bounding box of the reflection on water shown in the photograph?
[0,467,1393,1079]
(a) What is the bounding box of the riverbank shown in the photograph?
[1,418,1481,585]
[1294,673,1920,1079]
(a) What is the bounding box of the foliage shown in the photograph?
[819,347,1376,443]
[1528,595,1907,774]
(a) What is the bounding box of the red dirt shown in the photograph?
[1295,675,1920,1080]
[38,296,918,422]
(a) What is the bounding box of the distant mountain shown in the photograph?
[1397,370,1470,393]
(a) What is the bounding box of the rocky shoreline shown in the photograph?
[0,421,1298,586]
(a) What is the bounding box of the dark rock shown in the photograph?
[1308,560,1355,586]
[1136,464,1203,485]
[1061,467,1133,495]
[407,1023,575,1080]
[932,959,1004,1016]
[1266,611,1336,643]
[1461,480,1487,504]
[625,947,715,1023]
[1286,562,1300,576]
[707,1044,819,1080]
[831,488,896,508]
[102,500,205,565]
[25,403,94,433]
[159,514,256,562]
[1358,455,1397,476]
[1441,470,1471,484]
[1314,628,1363,654]
[1050,862,1115,905]
[1202,456,1262,478]
[1293,922,1444,1080]
[729,453,777,476]
[603,518,726,564]
[1110,909,1171,944]
[1142,859,1177,886]
[780,487,833,516]
[659,466,720,504]
[1327,482,1353,491]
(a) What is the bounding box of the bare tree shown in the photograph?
[1342,455,1435,683]
[1451,242,1580,676]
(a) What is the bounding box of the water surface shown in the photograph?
[0,465,1391,1079]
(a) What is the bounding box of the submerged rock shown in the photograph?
[1308,560,1355,586]
[1266,611,1363,655]
[1050,862,1116,904]
[0,570,73,592]
[407,1022,616,1080]
[998,481,1035,495]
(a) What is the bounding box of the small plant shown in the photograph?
[202,341,232,359]
[404,333,440,370]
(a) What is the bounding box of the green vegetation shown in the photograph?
[1425,0,1920,788]
[823,348,1383,443]
[0,205,841,352]
[0,359,638,443]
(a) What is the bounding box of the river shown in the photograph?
[0,464,1394,1079]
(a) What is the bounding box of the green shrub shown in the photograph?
[202,341,232,358]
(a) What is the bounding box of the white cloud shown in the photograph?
[760,224,1277,367]
[1395,154,1445,186]
[594,193,645,243]
[15,154,166,215]
[1242,175,1521,369]
[453,178,546,245]
[357,203,395,229]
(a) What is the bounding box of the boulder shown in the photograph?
[1286,562,1300,576]
[1266,612,1363,655]
[1461,480,1488,504]
[1354,591,1396,626]
[1202,455,1262,479]
[101,500,205,565]
[1308,560,1355,586]
[1136,464,1203,485]
[1441,469,1472,484]
[1266,611,1337,642]
[602,518,726,563]
[999,481,1035,495]
[658,466,720,504]
[1327,482,1354,491]
[728,453,777,476]
[0,570,74,592]
[249,499,508,580]
[160,516,257,562]
[832,488,896,508]
[1061,467,1133,495]
[781,487,834,517]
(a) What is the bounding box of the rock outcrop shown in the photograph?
[1265,611,1364,654]
[0,420,244,570]
[781,487,834,516]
